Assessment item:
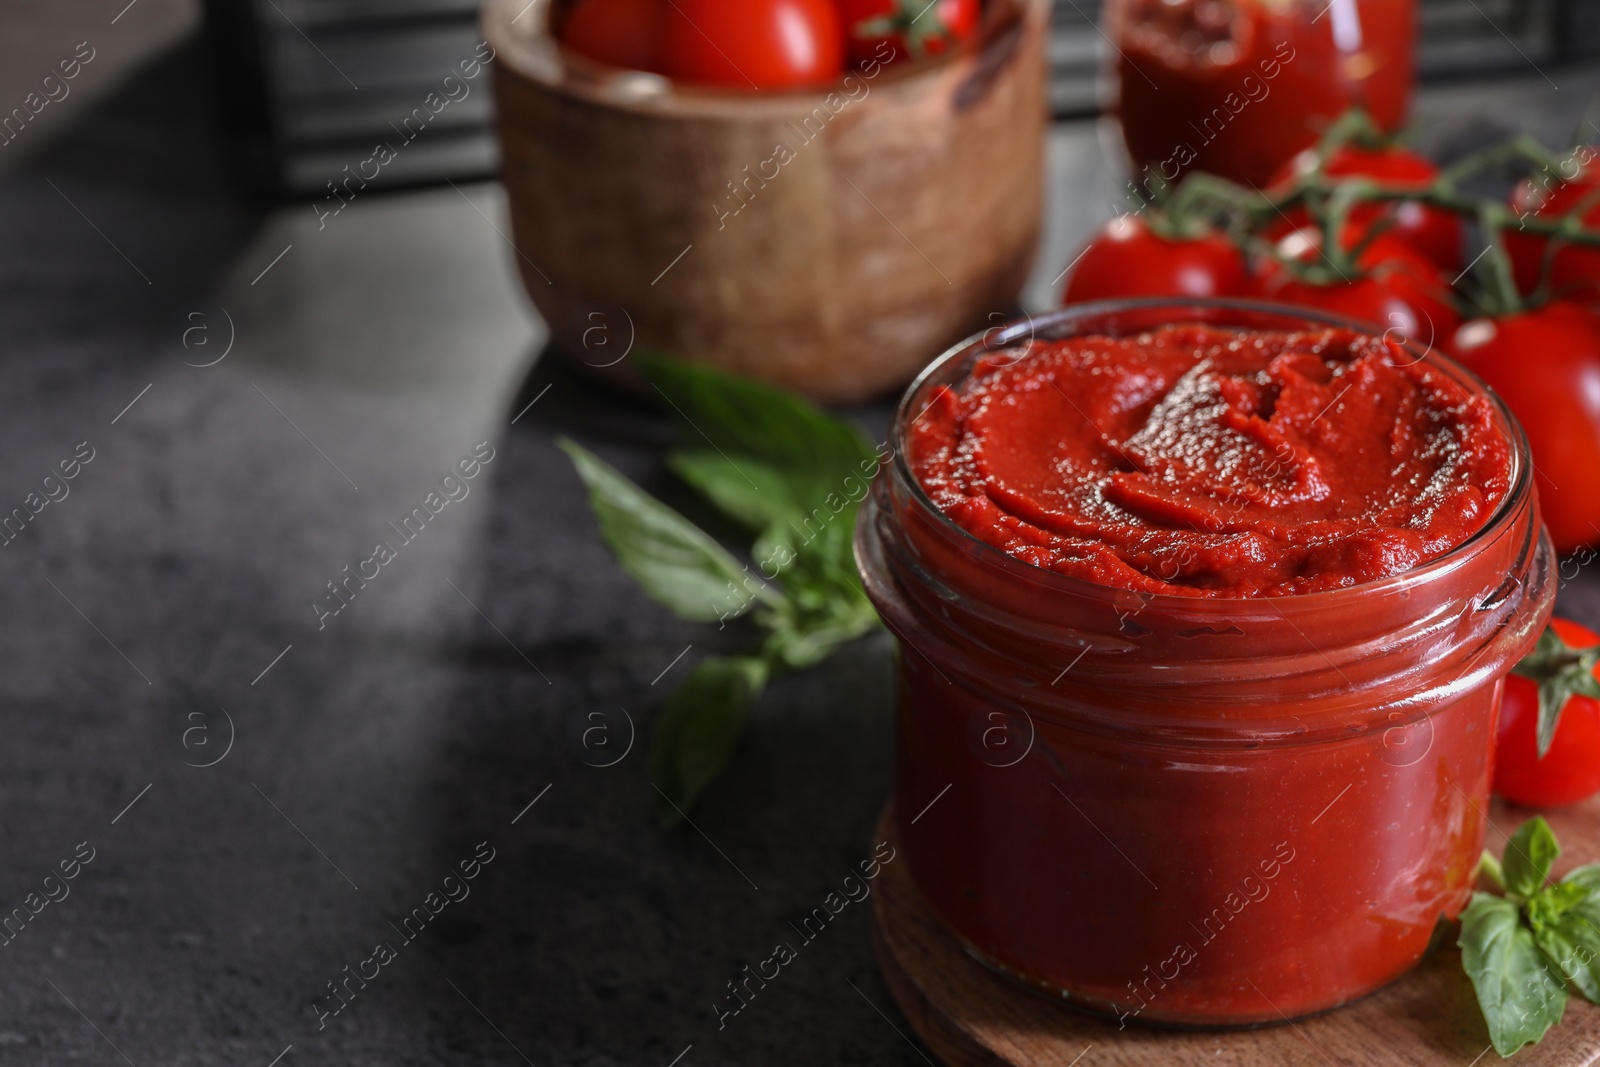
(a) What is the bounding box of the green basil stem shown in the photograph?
[1480,850,1506,894]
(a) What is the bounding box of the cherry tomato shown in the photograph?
[838,0,980,68]
[1505,147,1600,303]
[1453,300,1600,555]
[1269,144,1461,272]
[1060,215,1247,305]
[1495,618,1600,808]
[1253,228,1461,346]
[559,0,662,72]
[660,0,844,88]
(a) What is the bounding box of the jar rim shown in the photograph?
[888,297,1535,609]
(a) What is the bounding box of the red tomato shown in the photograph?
[1253,228,1461,346]
[1495,618,1600,808]
[1452,301,1600,555]
[660,0,844,88]
[1060,215,1247,305]
[1269,145,1461,272]
[559,0,662,72]
[1506,147,1600,302]
[838,0,980,68]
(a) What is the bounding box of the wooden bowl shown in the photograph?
[482,0,1049,404]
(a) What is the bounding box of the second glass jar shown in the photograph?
[1106,0,1416,190]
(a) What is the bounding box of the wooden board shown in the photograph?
[869,799,1600,1066]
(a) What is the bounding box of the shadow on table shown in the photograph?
[401,361,923,1064]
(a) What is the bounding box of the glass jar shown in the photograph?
[1105,0,1416,191]
[855,300,1552,1027]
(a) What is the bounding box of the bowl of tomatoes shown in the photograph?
[483,0,1049,404]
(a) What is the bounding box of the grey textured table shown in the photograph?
[4,34,1600,1067]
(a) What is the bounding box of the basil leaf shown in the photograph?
[763,594,881,671]
[568,363,888,828]
[645,357,880,542]
[754,514,879,672]
[1553,865,1600,1004]
[1563,863,1600,895]
[1534,904,1600,1002]
[651,656,768,826]
[672,448,874,585]
[1530,880,1590,927]
[559,438,779,622]
[674,454,877,650]
[641,354,878,479]
[667,451,801,532]
[1503,817,1560,900]
[758,496,870,606]
[771,504,859,567]
[753,523,799,584]
[643,356,885,601]
[1459,891,1569,1055]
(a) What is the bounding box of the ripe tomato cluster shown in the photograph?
[557,0,981,88]
[1062,134,1600,557]
[1063,143,1468,343]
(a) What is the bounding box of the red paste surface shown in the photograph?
[909,325,1510,596]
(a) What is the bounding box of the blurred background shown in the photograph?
[16,1,1600,189]
[2,1,1600,1064]
[111,0,1600,191]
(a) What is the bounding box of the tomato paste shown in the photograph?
[1109,0,1415,190]
[857,303,1552,1026]
[909,325,1509,597]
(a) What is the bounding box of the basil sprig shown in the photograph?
[559,357,884,825]
[1461,817,1600,1055]
[1511,625,1600,757]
